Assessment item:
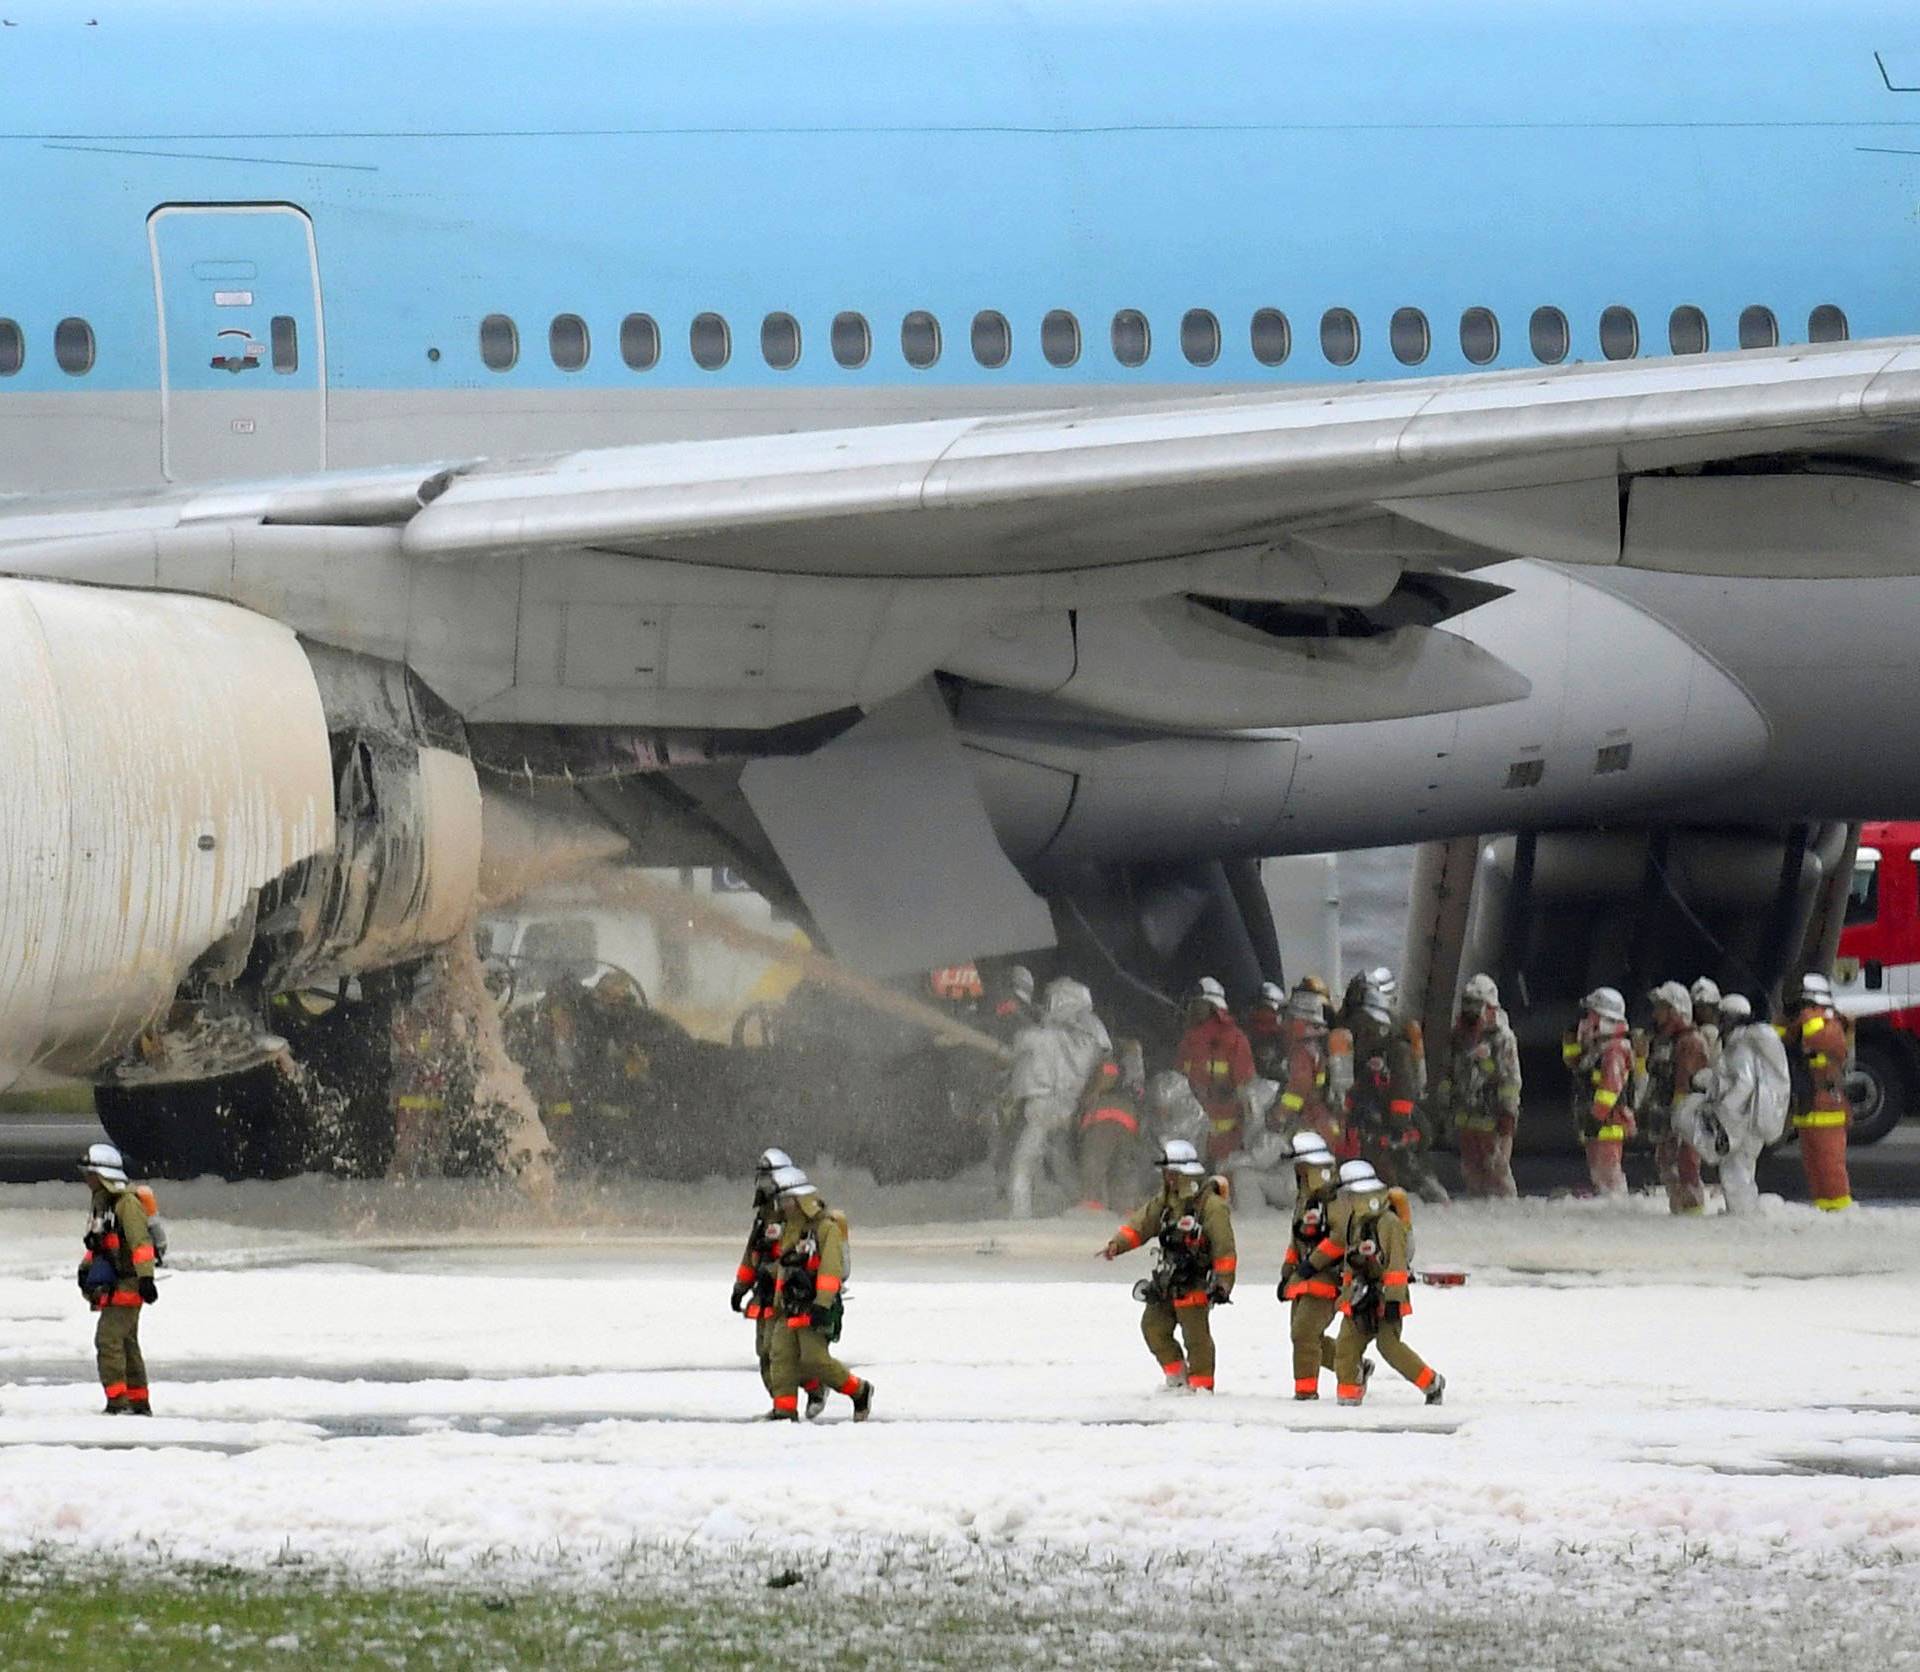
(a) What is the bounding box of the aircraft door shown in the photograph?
[148,204,326,482]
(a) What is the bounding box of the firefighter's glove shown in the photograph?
[138,1277,160,1305]
[1206,1278,1231,1306]
[1276,1276,1289,1303]
[729,1281,751,1314]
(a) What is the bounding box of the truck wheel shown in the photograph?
[1845,1038,1908,1147]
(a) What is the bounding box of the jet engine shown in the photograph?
[0,578,483,1092]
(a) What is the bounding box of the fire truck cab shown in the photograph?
[1833,821,1920,1144]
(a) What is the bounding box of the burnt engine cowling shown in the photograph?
[0,577,482,1091]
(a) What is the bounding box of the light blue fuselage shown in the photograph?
[1,0,1916,490]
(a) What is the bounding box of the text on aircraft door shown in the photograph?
[149,205,326,482]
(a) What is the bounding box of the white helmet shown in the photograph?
[1462,973,1500,1011]
[1338,1159,1382,1193]
[1361,1001,1392,1029]
[1257,981,1285,1009]
[1368,967,1398,1001]
[1289,1131,1335,1169]
[1690,976,1722,1009]
[1582,986,1627,1024]
[770,1165,817,1200]
[1648,980,1693,1019]
[755,1147,794,1175]
[1155,1138,1206,1178]
[1194,976,1228,1012]
[1718,993,1753,1025]
[1287,984,1327,1022]
[1800,972,1835,1007]
[80,1142,128,1186]
[1009,965,1035,1003]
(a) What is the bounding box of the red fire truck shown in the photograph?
[1833,821,1920,1144]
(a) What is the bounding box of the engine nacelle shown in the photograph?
[0,579,483,1090]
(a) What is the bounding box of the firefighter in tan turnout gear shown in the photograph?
[1277,1130,1344,1400]
[1437,973,1521,1199]
[764,1167,874,1422]
[1102,1139,1236,1391]
[730,1147,794,1399]
[1331,1160,1445,1407]
[76,1143,162,1415]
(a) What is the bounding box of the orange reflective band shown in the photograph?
[1294,1378,1319,1395]
[1415,1367,1437,1390]
[1383,1270,1410,1285]
[124,1387,147,1400]
[1212,1256,1237,1273]
[1316,1238,1345,1260]
[102,1382,127,1398]
[744,1303,766,1320]
[1115,1225,1143,1249]
[1795,1111,1848,1129]
[785,1316,811,1329]
[1083,1108,1140,1133]
[1188,1375,1215,1390]
[1282,1248,1299,1269]
[1172,1291,1212,1309]
[1160,1362,1185,1376]
[108,1291,142,1307]
[735,1263,755,1283]
[129,1246,155,1264]
[1287,1279,1339,1300]
[1336,1383,1364,1399]
[103,1234,121,1251]
[1594,1125,1625,1142]
[837,1376,862,1397]
[772,1395,799,1413]
[1389,1100,1416,1116]
[815,1274,843,1295]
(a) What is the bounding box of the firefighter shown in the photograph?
[764,1167,874,1421]
[1246,981,1289,1078]
[1643,981,1709,1214]
[1691,977,1725,1063]
[1786,973,1853,1212]
[1331,1160,1445,1407]
[731,1147,794,1400]
[1006,976,1112,1217]
[76,1143,160,1415]
[1175,977,1256,1166]
[578,969,654,1162]
[506,980,588,1163]
[1076,1042,1146,1212]
[1296,974,1335,1028]
[1439,973,1522,1199]
[1569,987,1635,1196]
[1277,1131,1344,1399]
[389,961,464,1177]
[990,965,1039,1040]
[1101,1139,1237,1392]
[1348,988,1447,1203]
[1677,994,1791,1215]
[1276,984,1340,1146]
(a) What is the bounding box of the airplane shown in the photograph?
[6,0,1920,1170]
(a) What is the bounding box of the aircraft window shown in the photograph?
[1390,307,1430,366]
[620,313,660,371]
[1809,304,1850,344]
[1505,758,1545,790]
[1668,306,1709,356]
[971,310,1011,369]
[0,319,24,376]
[479,313,519,372]
[1459,307,1499,365]
[831,311,870,369]
[761,312,801,371]
[1599,306,1638,360]
[549,314,590,372]
[54,317,94,376]
[1180,308,1221,367]
[1250,308,1291,366]
[1847,853,1881,928]
[1529,306,1569,365]
[1320,307,1360,367]
[1739,306,1778,350]
[1111,309,1150,367]
[1042,309,1081,368]
[690,312,731,370]
[269,315,298,373]
[902,310,942,369]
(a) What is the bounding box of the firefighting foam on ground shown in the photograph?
[6,1178,1920,1667]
